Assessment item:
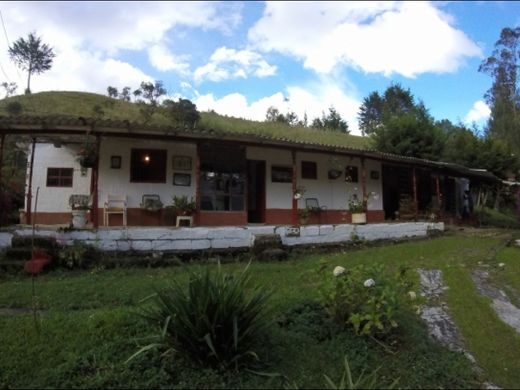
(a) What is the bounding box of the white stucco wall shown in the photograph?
[27,138,197,213]
[26,143,91,212]
[246,147,383,211]
[98,138,196,208]
[30,140,383,214]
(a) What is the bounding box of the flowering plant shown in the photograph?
[293,185,306,200]
[317,262,414,337]
[347,191,378,213]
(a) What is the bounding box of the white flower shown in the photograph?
[364,278,375,288]
[498,263,506,268]
[294,193,301,200]
[408,291,417,300]
[333,266,346,277]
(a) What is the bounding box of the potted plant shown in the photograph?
[172,195,196,216]
[347,192,378,225]
[76,141,97,168]
[69,194,91,228]
[348,194,366,224]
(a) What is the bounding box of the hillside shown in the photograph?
[0,91,373,150]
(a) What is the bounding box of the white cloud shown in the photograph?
[464,100,490,124]
[148,45,190,74]
[194,46,277,82]
[249,1,482,77]
[194,80,363,134]
[0,1,243,94]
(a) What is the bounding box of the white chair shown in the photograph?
[103,195,127,226]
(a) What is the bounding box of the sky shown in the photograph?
[0,1,519,135]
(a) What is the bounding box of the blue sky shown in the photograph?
[0,1,519,135]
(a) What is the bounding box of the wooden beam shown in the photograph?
[26,138,36,225]
[412,167,418,215]
[361,157,367,206]
[195,142,201,225]
[90,135,101,228]
[292,150,298,226]
[0,133,5,188]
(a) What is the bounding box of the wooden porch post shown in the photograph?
[195,142,201,226]
[0,133,5,189]
[412,167,418,216]
[26,138,36,225]
[90,135,101,228]
[292,149,298,226]
[361,156,367,208]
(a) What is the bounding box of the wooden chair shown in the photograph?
[103,195,127,226]
[305,198,327,223]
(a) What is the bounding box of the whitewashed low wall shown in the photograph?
[0,222,444,252]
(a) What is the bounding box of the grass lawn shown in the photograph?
[1,229,520,388]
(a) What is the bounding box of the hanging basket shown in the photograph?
[79,155,97,168]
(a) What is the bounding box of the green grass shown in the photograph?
[1,231,520,388]
[0,91,372,151]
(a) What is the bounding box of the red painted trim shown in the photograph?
[361,157,367,204]
[32,208,387,227]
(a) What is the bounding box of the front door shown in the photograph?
[247,160,266,223]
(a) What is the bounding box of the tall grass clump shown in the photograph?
[128,263,272,370]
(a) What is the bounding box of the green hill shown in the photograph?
[0,91,373,150]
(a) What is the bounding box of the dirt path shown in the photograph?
[472,269,520,334]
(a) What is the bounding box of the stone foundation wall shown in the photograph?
[0,222,444,252]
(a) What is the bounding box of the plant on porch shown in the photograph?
[76,139,97,168]
[348,191,378,224]
[171,195,196,216]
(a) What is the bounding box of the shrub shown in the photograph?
[318,263,413,338]
[129,263,272,370]
[57,241,99,269]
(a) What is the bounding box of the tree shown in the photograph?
[479,27,520,154]
[358,84,416,135]
[311,106,349,133]
[133,81,167,122]
[107,86,118,99]
[163,98,200,129]
[8,32,56,94]
[1,82,17,99]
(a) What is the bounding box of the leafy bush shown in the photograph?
[129,263,271,370]
[475,206,520,229]
[318,263,413,338]
[57,241,99,269]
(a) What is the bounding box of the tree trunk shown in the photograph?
[26,66,31,94]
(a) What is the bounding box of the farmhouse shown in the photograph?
[0,92,497,231]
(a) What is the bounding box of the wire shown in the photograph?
[0,9,24,85]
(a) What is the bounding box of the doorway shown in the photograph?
[247,160,266,223]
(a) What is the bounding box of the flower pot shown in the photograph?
[79,156,97,168]
[351,212,366,225]
[71,209,88,228]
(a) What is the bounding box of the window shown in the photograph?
[130,149,167,183]
[46,168,73,187]
[345,165,359,183]
[200,144,246,211]
[301,161,317,180]
[271,166,293,183]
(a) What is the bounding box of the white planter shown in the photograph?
[351,212,367,225]
[71,210,88,228]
